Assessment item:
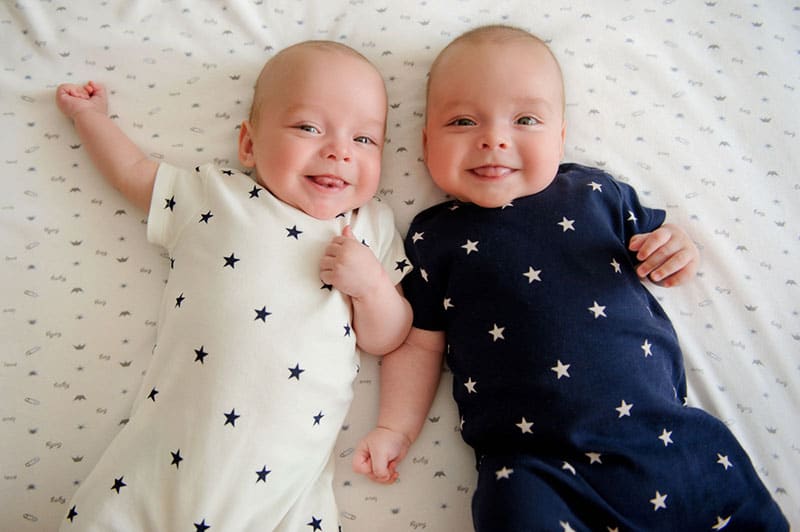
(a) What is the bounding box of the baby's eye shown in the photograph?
[516,116,540,126]
[298,124,320,134]
[448,118,476,127]
[354,135,376,145]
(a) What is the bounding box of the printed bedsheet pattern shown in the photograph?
[1,1,797,530]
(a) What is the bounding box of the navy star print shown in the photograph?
[194,519,210,531]
[286,225,303,239]
[164,195,176,211]
[194,346,208,364]
[307,516,323,531]
[254,306,271,321]
[289,363,305,380]
[248,185,262,198]
[224,409,240,427]
[223,253,240,268]
[256,466,271,483]
[199,211,213,223]
[147,387,158,402]
[171,449,183,469]
[111,476,126,494]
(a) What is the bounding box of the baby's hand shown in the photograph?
[55,81,108,120]
[352,427,411,484]
[320,225,383,299]
[628,223,699,287]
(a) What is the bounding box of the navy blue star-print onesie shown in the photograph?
[402,163,788,531]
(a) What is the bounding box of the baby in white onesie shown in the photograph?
[55,41,412,531]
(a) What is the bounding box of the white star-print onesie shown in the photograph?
[60,163,410,531]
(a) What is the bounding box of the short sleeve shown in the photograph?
[146,163,207,250]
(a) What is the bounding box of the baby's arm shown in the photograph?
[56,81,158,213]
[319,225,413,355]
[352,327,445,483]
[628,222,699,287]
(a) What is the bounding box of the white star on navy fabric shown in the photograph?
[412,231,424,243]
[588,301,607,318]
[712,515,732,530]
[495,466,514,480]
[641,339,653,357]
[616,400,633,418]
[551,360,571,379]
[461,239,479,254]
[488,323,505,341]
[523,266,542,283]
[464,378,477,394]
[659,429,674,446]
[586,452,603,464]
[610,258,622,273]
[558,216,575,232]
[627,210,638,222]
[588,181,603,191]
[650,490,668,511]
[516,417,533,434]
[717,453,733,470]
[443,298,454,310]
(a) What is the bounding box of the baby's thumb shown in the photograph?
[342,225,356,240]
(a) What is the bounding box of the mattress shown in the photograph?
[1,1,797,529]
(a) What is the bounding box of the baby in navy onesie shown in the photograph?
[353,25,788,531]
[55,41,412,531]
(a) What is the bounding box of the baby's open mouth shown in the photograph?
[470,165,514,178]
[308,175,347,189]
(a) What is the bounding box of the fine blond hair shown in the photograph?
[427,24,565,115]
[248,40,385,127]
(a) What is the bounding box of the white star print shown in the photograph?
[523,266,542,283]
[610,258,622,273]
[412,231,424,243]
[717,453,733,470]
[588,181,603,191]
[712,515,732,530]
[560,521,576,532]
[588,301,607,318]
[443,298,454,310]
[558,216,576,232]
[627,210,638,222]
[658,429,673,446]
[516,417,533,434]
[421,268,429,282]
[464,378,477,394]
[650,490,668,511]
[495,466,513,480]
[616,400,633,418]
[641,339,653,357]
[586,452,603,464]
[551,360,571,379]
[562,461,576,475]
[488,323,505,342]
[501,201,514,209]
[461,239,479,254]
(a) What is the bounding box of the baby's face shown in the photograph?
[424,38,566,208]
[239,46,387,220]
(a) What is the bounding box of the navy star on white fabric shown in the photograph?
[254,306,271,321]
[223,253,240,268]
[224,408,240,427]
[256,465,271,483]
[164,195,176,211]
[111,476,126,493]
[289,363,305,380]
[286,225,303,239]
[171,449,183,469]
[307,516,323,531]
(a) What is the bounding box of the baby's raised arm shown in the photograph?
[56,81,158,213]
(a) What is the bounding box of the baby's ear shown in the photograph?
[237,120,256,168]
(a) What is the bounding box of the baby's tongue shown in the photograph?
[310,175,346,189]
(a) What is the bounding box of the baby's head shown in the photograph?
[239,41,388,220]
[424,25,567,208]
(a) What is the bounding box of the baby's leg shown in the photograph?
[471,453,609,532]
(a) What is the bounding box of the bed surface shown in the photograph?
[2,1,797,529]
